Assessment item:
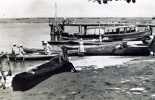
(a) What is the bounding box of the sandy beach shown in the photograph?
[0,56,155,100]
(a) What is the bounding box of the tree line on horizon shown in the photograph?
[89,0,136,4]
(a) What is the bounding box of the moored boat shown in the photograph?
[65,42,150,56]
[23,47,44,54]
[8,53,59,61]
[49,23,152,45]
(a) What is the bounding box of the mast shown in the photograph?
[50,1,59,41]
[54,2,58,41]
[98,21,102,42]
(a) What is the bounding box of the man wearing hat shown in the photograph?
[11,43,19,56]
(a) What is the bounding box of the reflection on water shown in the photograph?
[0,59,47,74]
[0,23,50,52]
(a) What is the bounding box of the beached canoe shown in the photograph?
[8,53,59,61]
[66,43,150,56]
[12,56,76,91]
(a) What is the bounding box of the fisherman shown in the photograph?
[78,38,85,56]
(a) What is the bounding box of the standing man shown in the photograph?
[78,38,85,56]
[11,43,19,61]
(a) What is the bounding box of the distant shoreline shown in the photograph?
[0,17,152,23]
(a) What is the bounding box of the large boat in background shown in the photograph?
[48,22,152,45]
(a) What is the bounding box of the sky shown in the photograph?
[0,0,155,18]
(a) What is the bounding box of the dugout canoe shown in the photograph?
[12,56,76,91]
[66,44,150,56]
[8,53,59,61]
[23,47,44,54]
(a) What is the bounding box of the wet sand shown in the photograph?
[2,56,155,100]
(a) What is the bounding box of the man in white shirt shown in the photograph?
[11,43,19,56]
[78,38,85,56]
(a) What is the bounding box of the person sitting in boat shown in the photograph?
[19,45,25,56]
[78,38,85,55]
[44,42,53,55]
[11,43,19,56]
[135,27,138,32]
[41,41,46,50]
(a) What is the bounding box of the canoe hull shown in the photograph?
[12,56,75,91]
[67,45,150,56]
[9,54,58,61]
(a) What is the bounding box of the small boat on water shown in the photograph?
[8,53,59,61]
[23,47,44,54]
[9,41,150,60]
[12,55,76,91]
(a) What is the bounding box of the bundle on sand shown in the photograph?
[12,56,76,91]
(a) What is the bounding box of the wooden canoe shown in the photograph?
[12,56,76,91]
[66,44,150,56]
[23,47,44,54]
[8,54,59,61]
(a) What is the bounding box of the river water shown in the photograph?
[0,23,144,74]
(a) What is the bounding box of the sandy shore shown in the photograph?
[1,56,155,100]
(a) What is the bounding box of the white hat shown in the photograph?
[13,43,16,46]
[19,44,23,47]
[44,41,47,44]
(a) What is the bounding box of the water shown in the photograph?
[0,23,145,74]
[0,23,50,52]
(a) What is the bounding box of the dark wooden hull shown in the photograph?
[9,54,58,61]
[23,48,44,54]
[12,56,75,91]
[49,31,150,46]
[48,40,103,46]
[61,31,150,41]
[67,45,150,56]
